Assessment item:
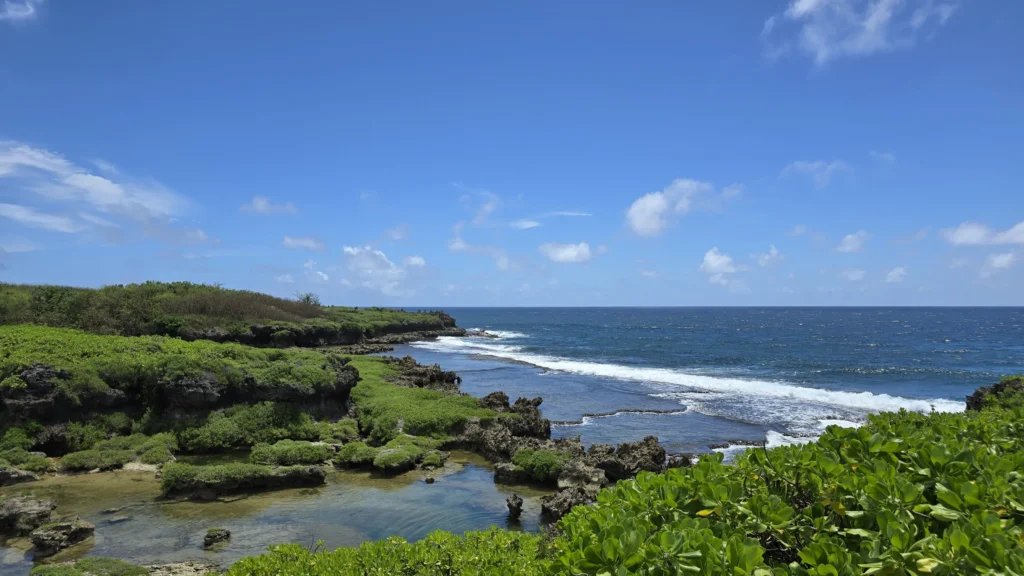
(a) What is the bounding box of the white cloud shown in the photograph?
[981,252,1015,278]
[283,236,325,251]
[472,192,499,225]
[384,223,409,241]
[870,150,896,163]
[640,269,661,278]
[754,244,784,267]
[240,196,298,215]
[545,211,592,217]
[339,279,353,287]
[700,247,744,287]
[510,220,541,229]
[314,271,329,281]
[625,179,716,236]
[0,0,42,22]
[403,255,426,267]
[788,224,809,237]
[0,203,82,233]
[303,259,317,270]
[782,160,849,187]
[762,0,959,65]
[447,222,510,270]
[837,230,870,253]
[342,245,422,296]
[539,242,592,264]
[301,259,329,283]
[275,274,295,283]
[839,269,866,281]
[885,266,907,283]
[941,221,1024,246]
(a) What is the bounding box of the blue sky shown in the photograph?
[0,0,1021,306]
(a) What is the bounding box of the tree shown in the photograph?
[294,292,321,306]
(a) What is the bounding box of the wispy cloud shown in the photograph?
[788,224,809,237]
[762,0,959,65]
[885,266,907,283]
[781,160,849,188]
[870,150,896,164]
[384,223,409,241]
[274,274,295,284]
[754,244,784,267]
[341,245,425,296]
[0,203,82,233]
[240,196,298,215]
[0,0,42,22]
[448,222,510,270]
[837,230,870,253]
[941,221,1024,246]
[282,236,325,251]
[510,220,542,230]
[981,252,1015,278]
[508,210,591,230]
[839,268,866,281]
[0,236,40,253]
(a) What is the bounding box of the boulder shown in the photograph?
[541,486,594,520]
[493,463,529,485]
[0,465,39,486]
[0,496,57,536]
[506,493,524,521]
[203,528,231,549]
[0,364,72,422]
[557,458,606,492]
[594,436,666,481]
[966,377,1024,411]
[382,356,462,393]
[30,516,95,558]
[480,391,511,412]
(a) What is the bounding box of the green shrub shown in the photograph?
[0,375,27,390]
[421,450,446,468]
[334,442,379,467]
[65,422,106,452]
[512,449,570,485]
[250,440,333,466]
[224,528,544,576]
[176,402,323,453]
[58,449,135,472]
[0,427,35,451]
[0,448,53,473]
[159,462,317,494]
[140,445,173,464]
[347,357,498,443]
[318,419,359,443]
[984,375,1024,410]
[30,556,148,576]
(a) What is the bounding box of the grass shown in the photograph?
[0,325,350,404]
[29,557,148,576]
[512,449,571,484]
[346,357,499,443]
[0,281,454,344]
[250,440,333,466]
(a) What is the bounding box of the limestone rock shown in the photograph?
[0,465,39,486]
[506,493,524,521]
[203,528,231,549]
[0,496,56,536]
[966,377,1024,411]
[541,486,594,520]
[30,516,95,558]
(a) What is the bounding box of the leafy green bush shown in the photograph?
[30,556,148,576]
[318,418,359,443]
[334,442,379,467]
[347,357,498,443]
[66,422,106,452]
[159,462,319,495]
[250,440,333,466]
[512,449,570,484]
[140,445,173,465]
[59,449,135,472]
[176,402,323,453]
[224,528,544,576]
[421,450,446,468]
[984,375,1024,410]
[0,448,53,473]
[0,427,35,451]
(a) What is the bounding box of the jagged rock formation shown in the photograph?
[204,528,231,548]
[506,494,524,521]
[0,496,57,537]
[29,516,96,557]
[383,356,462,393]
[966,376,1024,411]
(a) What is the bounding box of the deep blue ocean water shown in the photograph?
[397,308,1024,455]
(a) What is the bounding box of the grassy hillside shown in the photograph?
[225,398,1024,575]
[0,281,457,346]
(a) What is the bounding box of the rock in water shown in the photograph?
[541,486,594,520]
[506,494,524,521]
[0,466,39,487]
[30,516,95,557]
[0,496,57,537]
[203,528,231,549]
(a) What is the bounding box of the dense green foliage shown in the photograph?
[512,449,571,484]
[0,281,451,342]
[347,357,498,443]
[334,441,379,467]
[29,557,148,576]
[225,528,545,576]
[0,447,53,472]
[58,449,135,472]
[250,440,333,466]
[167,402,324,452]
[984,375,1024,410]
[58,432,177,470]
[318,418,360,443]
[333,435,445,472]
[160,462,283,493]
[0,325,346,402]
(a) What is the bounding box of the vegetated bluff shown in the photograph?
[0,281,462,346]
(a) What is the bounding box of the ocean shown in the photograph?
[394,307,1023,456]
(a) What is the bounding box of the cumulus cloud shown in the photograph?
[837,230,870,253]
[762,0,959,65]
[342,245,424,296]
[539,242,592,264]
[754,244,784,267]
[240,196,298,215]
[625,179,740,237]
[885,267,907,283]
[941,221,1024,246]
[0,0,42,22]
[781,160,849,188]
[700,247,747,288]
[839,269,866,281]
[283,236,325,251]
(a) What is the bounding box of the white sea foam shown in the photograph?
[818,419,862,429]
[467,329,528,339]
[412,337,966,416]
[765,431,817,449]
